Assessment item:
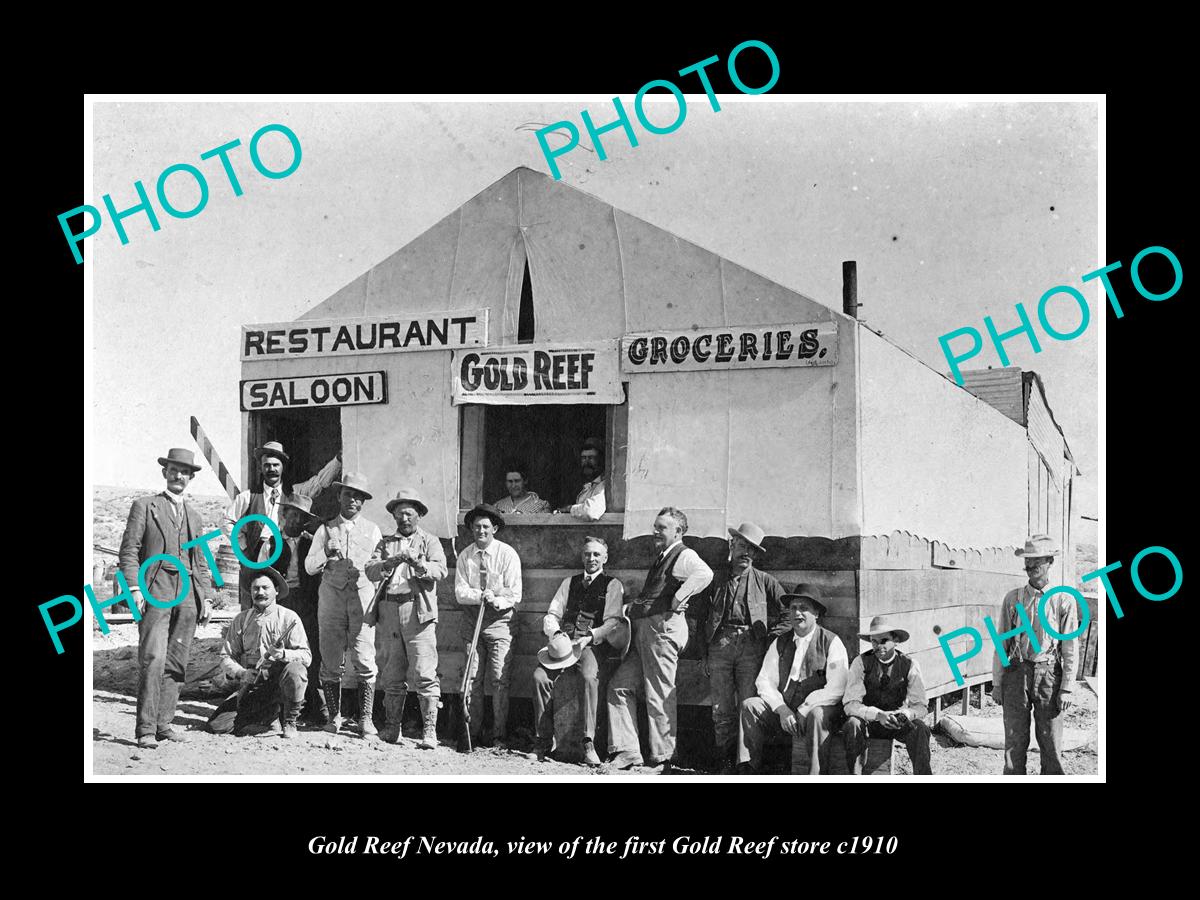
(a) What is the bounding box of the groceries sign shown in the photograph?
[621,322,837,373]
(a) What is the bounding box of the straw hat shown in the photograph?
[537,632,583,670]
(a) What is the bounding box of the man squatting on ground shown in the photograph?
[455,504,522,747]
[119,448,214,750]
[608,506,713,772]
[304,473,383,739]
[993,534,1078,775]
[841,615,932,775]
[695,521,788,773]
[222,441,341,610]
[740,586,848,774]
[532,535,626,765]
[365,488,447,749]
[208,567,311,737]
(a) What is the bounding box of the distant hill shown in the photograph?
[92,485,231,554]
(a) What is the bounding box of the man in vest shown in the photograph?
[993,534,1079,775]
[207,567,312,738]
[694,521,789,773]
[304,473,382,740]
[275,493,326,726]
[842,615,932,774]
[608,506,713,772]
[222,441,341,609]
[365,488,448,749]
[532,536,627,765]
[118,448,214,749]
[739,586,849,775]
[455,504,523,749]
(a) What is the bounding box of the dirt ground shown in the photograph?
[92,618,1098,778]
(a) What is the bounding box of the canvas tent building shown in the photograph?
[238,167,1075,737]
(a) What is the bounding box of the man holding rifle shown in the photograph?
[208,567,312,738]
[366,488,448,749]
[454,504,522,750]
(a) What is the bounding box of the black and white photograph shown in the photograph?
[76,90,1110,788]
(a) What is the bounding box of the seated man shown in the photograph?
[531,536,627,765]
[739,585,848,774]
[493,464,550,515]
[842,615,932,775]
[208,567,312,739]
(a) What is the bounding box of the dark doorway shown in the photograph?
[248,407,342,522]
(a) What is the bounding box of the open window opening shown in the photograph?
[247,407,342,522]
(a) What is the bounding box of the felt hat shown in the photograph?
[603,615,633,660]
[858,614,910,645]
[780,583,828,617]
[537,632,583,670]
[387,488,429,518]
[253,441,290,463]
[1015,534,1059,558]
[727,521,766,553]
[242,565,289,601]
[279,493,319,521]
[464,503,505,529]
[332,472,373,500]
[157,448,201,473]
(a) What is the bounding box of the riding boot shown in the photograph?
[359,681,379,740]
[321,681,342,734]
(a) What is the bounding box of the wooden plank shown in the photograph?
[859,568,1018,618]
[608,391,628,514]
[863,531,1021,575]
[459,405,486,508]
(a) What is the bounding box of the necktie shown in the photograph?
[269,487,280,507]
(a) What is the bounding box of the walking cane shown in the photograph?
[459,569,488,753]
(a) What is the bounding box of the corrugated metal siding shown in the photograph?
[960,367,1026,424]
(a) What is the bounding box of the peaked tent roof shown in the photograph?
[300,167,847,345]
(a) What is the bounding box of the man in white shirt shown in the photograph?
[455,504,523,749]
[608,507,713,772]
[554,438,606,521]
[739,586,848,775]
[222,441,341,609]
[304,473,382,740]
[532,536,626,765]
[842,614,932,775]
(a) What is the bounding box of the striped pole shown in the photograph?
[190,416,241,501]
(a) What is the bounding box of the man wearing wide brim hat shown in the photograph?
[841,615,932,775]
[739,585,849,774]
[993,534,1078,776]
[222,441,342,610]
[531,536,629,765]
[208,566,313,738]
[365,488,447,749]
[692,521,790,773]
[274,493,327,726]
[119,448,214,749]
[304,472,384,740]
[455,503,523,749]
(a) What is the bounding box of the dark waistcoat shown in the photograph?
[563,572,614,638]
[776,625,836,709]
[861,649,912,710]
[639,542,687,617]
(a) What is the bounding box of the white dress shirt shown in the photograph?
[221,455,341,560]
[543,570,625,638]
[755,629,849,713]
[648,539,713,613]
[454,539,522,611]
[569,476,606,521]
[304,514,383,576]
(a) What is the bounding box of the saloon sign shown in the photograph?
[621,322,838,373]
[240,371,387,410]
[451,342,623,405]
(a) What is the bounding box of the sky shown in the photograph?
[89,98,1098,516]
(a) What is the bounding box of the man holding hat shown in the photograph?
[993,534,1079,775]
[208,567,312,738]
[842,616,932,775]
[222,441,341,610]
[454,503,523,748]
[304,473,383,739]
[694,521,788,773]
[365,488,448,749]
[739,585,848,774]
[532,536,628,765]
[119,448,215,749]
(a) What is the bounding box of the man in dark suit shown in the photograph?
[275,493,325,725]
[118,448,214,749]
[693,521,789,773]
